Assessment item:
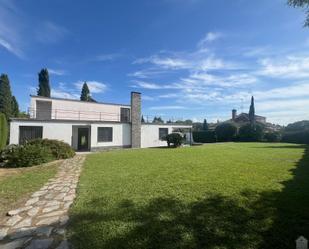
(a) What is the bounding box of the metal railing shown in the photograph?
[28,108,130,122]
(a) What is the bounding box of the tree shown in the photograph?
[0,74,13,119]
[249,96,255,126]
[288,0,309,26]
[80,82,96,102]
[37,69,51,97]
[141,115,145,123]
[238,123,264,142]
[202,119,208,131]
[11,96,19,117]
[215,122,237,142]
[152,116,164,123]
[0,113,8,149]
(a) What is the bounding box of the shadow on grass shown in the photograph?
[69,145,309,249]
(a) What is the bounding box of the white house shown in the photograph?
[9,92,192,151]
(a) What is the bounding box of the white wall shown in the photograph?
[141,124,192,148]
[30,96,130,122]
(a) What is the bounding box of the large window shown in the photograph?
[120,108,130,122]
[19,126,43,144]
[159,128,168,140]
[98,127,113,142]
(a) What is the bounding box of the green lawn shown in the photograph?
[68,143,309,249]
[0,161,59,216]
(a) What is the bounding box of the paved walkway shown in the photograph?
[0,155,85,249]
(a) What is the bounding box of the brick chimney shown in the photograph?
[232,109,237,120]
[131,92,141,148]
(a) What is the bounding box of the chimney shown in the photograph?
[131,92,141,148]
[232,109,237,120]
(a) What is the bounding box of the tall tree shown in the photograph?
[141,115,145,123]
[288,0,309,26]
[11,96,19,117]
[0,74,13,119]
[0,113,8,149]
[249,96,255,126]
[37,68,51,97]
[80,82,90,101]
[202,119,208,131]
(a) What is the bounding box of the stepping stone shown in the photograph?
[0,227,9,240]
[56,240,69,249]
[6,215,23,226]
[25,238,53,249]
[25,197,39,206]
[59,215,69,226]
[38,210,65,218]
[63,195,75,201]
[14,218,32,228]
[45,200,60,207]
[27,207,40,217]
[7,206,32,216]
[10,227,35,239]
[36,216,59,226]
[31,190,47,198]
[44,193,55,199]
[42,205,60,213]
[54,228,65,235]
[1,238,28,249]
[54,193,66,200]
[34,226,53,237]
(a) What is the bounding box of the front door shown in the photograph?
[78,128,89,151]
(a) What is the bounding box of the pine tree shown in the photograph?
[141,115,145,123]
[0,113,8,149]
[0,74,13,119]
[80,82,90,101]
[202,119,208,131]
[37,68,51,97]
[249,96,255,126]
[11,96,19,117]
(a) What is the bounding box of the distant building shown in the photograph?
[231,109,266,124]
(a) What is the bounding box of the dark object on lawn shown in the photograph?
[166,133,183,148]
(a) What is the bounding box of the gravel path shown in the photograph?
[0,155,85,249]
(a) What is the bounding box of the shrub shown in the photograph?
[215,123,237,142]
[193,131,216,143]
[264,132,281,142]
[2,144,53,168]
[0,113,8,150]
[281,131,309,144]
[27,139,75,159]
[166,133,183,147]
[238,123,265,142]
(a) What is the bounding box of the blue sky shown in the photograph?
[1,0,309,125]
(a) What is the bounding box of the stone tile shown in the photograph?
[1,238,28,249]
[6,215,23,226]
[7,206,32,216]
[27,207,40,217]
[56,240,69,249]
[34,226,53,237]
[10,227,35,239]
[31,190,47,198]
[44,193,55,199]
[0,227,9,240]
[42,205,60,213]
[14,218,32,228]
[54,193,66,200]
[59,215,69,226]
[54,228,65,236]
[63,195,75,202]
[36,216,59,226]
[25,238,53,249]
[38,210,65,219]
[25,197,39,206]
[45,200,60,207]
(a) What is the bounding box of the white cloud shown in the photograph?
[74,81,107,93]
[131,81,177,90]
[48,69,67,76]
[197,32,222,48]
[95,53,122,61]
[149,105,187,110]
[51,89,79,99]
[134,55,189,70]
[35,21,69,44]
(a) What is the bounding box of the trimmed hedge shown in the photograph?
[215,123,237,142]
[0,139,75,168]
[238,123,264,142]
[281,131,309,144]
[166,133,183,147]
[193,131,216,143]
[27,139,75,159]
[264,132,281,142]
[0,113,7,150]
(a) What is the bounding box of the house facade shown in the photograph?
[9,92,192,151]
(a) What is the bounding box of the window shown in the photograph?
[19,126,43,144]
[159,128,168,140]
[98,127,113,142]
[120,108,130,122]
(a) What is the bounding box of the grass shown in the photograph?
[0,161,59,216]
[68,143,309,249]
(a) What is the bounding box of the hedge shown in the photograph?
[0,113,7,150]
[215,123,237,142]
[166,133,183,147]
[281,131,309,144]
[193,131,216,143]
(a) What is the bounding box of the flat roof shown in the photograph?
[30,95,131,107]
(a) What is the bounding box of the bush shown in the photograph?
[27,139,75,159]
[193,131,216,143]
[2,144,53,168]
[0,113,8,150]
[166,133,183,147]
[238,123,265,142]
[264,132,281,142]
[215,123,237,142]
[281,131,309,144]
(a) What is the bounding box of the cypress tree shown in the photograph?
[0,74,13,119]
[141,115,145,123]
[0,113,8,149]
[37,68,51,97]
[80,82,90,101]
[202,119,208,131]
[249,96,255,126]
[11,96,19,117]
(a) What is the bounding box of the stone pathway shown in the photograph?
[0,155,85,249]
